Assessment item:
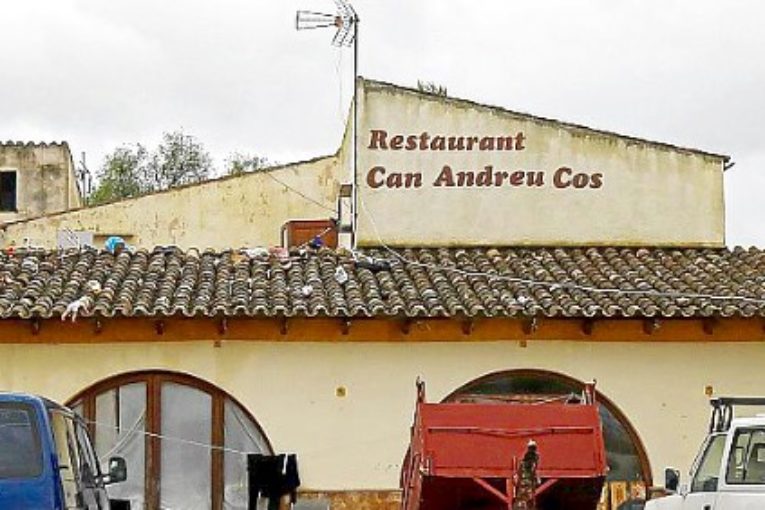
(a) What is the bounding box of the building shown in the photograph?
[0,79,762,510]
[0,153,340,250]
[0,141,82,227]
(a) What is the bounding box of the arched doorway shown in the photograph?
[443,369,651,509]
[68,371,272,510]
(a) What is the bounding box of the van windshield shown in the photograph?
[0,402,43,479]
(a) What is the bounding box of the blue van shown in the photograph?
[0,393,127,510]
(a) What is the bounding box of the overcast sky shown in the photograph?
[1,1,763,245]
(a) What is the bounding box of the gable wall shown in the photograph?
[355,81,726,247]
[1,155,340,249]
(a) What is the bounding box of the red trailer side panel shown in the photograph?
[402,387,607,510]
[420,402,606,479]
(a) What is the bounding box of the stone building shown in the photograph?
[0,141,82,227]
[0,79,761,510]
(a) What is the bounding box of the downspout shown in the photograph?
[721,157,734,248]
[66,143,72,210]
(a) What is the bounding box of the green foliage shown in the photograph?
[225,152,272,176]
[88,144,147,205]
[147,131,213,190]
[417,80,448,97]
[89,130,213,205]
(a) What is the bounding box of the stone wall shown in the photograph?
[300,490,401,510]
[0,142,81,225]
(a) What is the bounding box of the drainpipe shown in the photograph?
[66,143,72,210]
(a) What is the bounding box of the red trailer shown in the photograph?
[401,380,607,510]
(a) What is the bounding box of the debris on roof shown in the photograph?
[0,245,762,320]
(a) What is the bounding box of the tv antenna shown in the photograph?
[296,0,358,47]
[296,0,360,247]
[76,152,93,199]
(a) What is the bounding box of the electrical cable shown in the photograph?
[83,417,256,456]
[335,47,345,134]
[354,196,765,306]
[221,149,765,308]
[96,412,146,463]
[83,416,401,461]
[262,171,336,214]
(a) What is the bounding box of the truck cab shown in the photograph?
[647,397,765,510]
[0,392,127,510]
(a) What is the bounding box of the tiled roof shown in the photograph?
[1,246,764,320]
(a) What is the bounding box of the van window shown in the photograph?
[0,402,43,479]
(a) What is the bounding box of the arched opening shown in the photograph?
[67,370,272,510]
[443,369,651,508]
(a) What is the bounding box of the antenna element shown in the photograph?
[296,0,360,248]
[296,0,358,47]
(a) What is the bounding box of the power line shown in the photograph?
[354,197,765,306]
[263,171,336,214]
[84,416,398,461]
[257,150,765,307]
[84,417,257,457]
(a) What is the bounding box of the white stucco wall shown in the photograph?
[355,80,726,247]
[1,339,762,490]
[1,155,340,249]
[2,80,728,250]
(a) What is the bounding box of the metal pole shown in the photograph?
[296,3,359,248]
[351,14,359,249]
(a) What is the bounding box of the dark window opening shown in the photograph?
[0,172,17,212]
[444,371,651,483]
[0,402,43,479]
[440,370,652,510]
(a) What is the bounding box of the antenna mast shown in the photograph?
[296,0,359,247]
[76,152,93,199]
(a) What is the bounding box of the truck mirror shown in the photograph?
[664,467,680,492]
[105,457,127,485]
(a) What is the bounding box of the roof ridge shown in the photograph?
[0,153,336,228]
[0,244,752,255]
[0,244,754,257]
[0,141,70,148]
[361,77,730,162]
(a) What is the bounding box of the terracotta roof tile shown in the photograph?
[1,246,764,320]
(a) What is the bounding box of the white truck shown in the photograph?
[647,397,765,510]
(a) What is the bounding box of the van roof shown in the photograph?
[0,392,69,413]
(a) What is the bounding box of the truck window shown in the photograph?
[74,420,100,487]
[691,433,726,492]
[726,428,765,484]
[0,402,42,479]
[50,411,82,508]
